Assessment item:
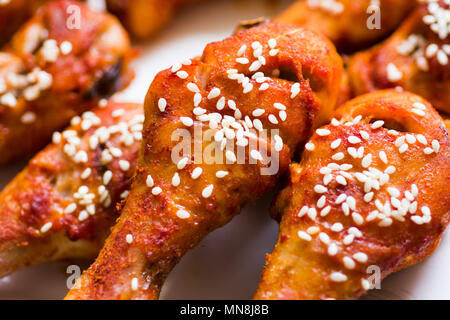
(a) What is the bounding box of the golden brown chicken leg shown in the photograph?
[276,0,416,53]
[254,90,450,300]
[0,101,143,278]
[348,1,450,114]
[66,22,344,299]
[0,0,133,166]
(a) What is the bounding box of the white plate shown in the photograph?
[0,0,449,300]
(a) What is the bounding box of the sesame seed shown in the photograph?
[319,232,330,245]
[307,226,320,235]
[191,167,202,179]
[146,174,154,187]
[362,154,372,168]
[353,252,368,263]
[361,279,370,290]
[78,210,89,221]
[364,192,374,202]
[126,234,133,244]
[297,231,312,241]
[412,109,425,116]
[332,153,345,161]
[305,142,315,151]
[371,120,384,129]
[328,243,338,256]
[259,83,269,90]
[308,208,317,220]
[348,136,361,144]
[320,206,331,216]
[152,187,162,195]
[268,114,278,124]
[216,170,228,178]
[291,83,300,98]
[432,140,440,152]
[399,143,408,153]
[225,150,237,163]
[343,234,354,245]
[268,38,277,48]
[158,98,167,112]
[208,88,221,99]
[64,203,77,214]
[177,157,189,169]
[336,175,347,185]
[411,216,423,225]
[317,195,326,208]
[252,109,265,117]
[180,117,194,127]
[331,139,341,149]
[176,209,190,219]
[131,278,138,291]
[330,272,347,282]
[119,160,130,171]
[387,63,403,82]
[172,173,180,186]
[331,223,343,232]
[237,45,247,56]
[379,151,388,164]
[274,103,286,110]
[316,128,331,136]
[298,206,309,217]
[202,185,214,198]
[21,111,36,124]
[421,206,431,216]
[40,222,53,233]
[343,257,355,270]
[314,185,327,194]
[103,170,113,185]
[176,71,188,79]
[352,213,364,225]
[81,168,91,179]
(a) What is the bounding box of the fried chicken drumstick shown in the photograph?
[66,22,344,299]
[276,0,416,53]
[0,101,143,278]
[348,0,450,114]
[254,90,450,300]
[0,0,132,166]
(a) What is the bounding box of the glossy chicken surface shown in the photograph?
[66,22,344,299]
[0,101,143,278]
[255,90,450,300]
[0,0,133,166]
[348,1,450,114]
[106,0,195,40]
[276,0,416,52]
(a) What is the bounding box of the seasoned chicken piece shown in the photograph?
[348,1,450,114]
[66,22,344,299]
[276,0,416,53]
[106,0,195,40]
[0,0,133,166]
[0,0,50,48]
[0,101,143,278]
[255,90,450,300]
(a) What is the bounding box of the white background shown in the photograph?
[0,0,448,299]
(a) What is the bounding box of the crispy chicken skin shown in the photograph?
[0,0,133,166]
[0,101,143,278]
[276,0,416,53]
[254,90,450,300]
[106,0,195,40]
[348,1,450,114]
[65,22,344,300]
